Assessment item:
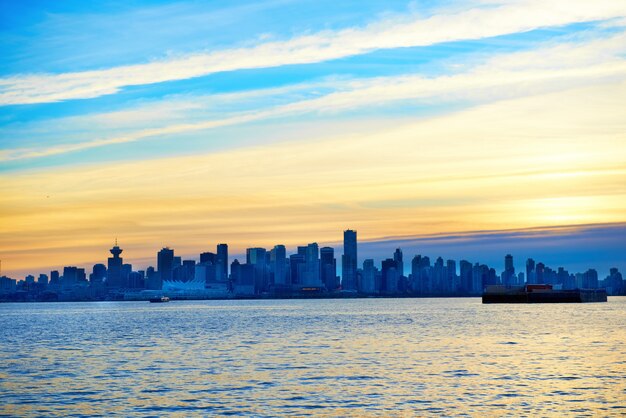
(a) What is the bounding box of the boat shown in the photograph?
[149,296,170,303]
[482,284,607,303]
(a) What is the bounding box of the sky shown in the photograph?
[1,0,625,279]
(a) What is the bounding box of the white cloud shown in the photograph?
[3,30,626,162]
[1,0,625,105]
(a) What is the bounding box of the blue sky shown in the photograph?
[1,0,625,278]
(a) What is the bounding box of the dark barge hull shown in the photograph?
[482,289,607,304]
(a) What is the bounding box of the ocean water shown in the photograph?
[0,298,625,417]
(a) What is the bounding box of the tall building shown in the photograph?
[49,270,60,285]
[447,259,457,292]
[433,257,444,293]
[320,247,337,290]
[526,258,536,284]
[157,248,174,282]
[342,229,357,290]
[271,245,288,286]
[536,262,545,284]
[503,254,515,286]
[289,253,305,285]
[217,244,228,281]
[182,260,196,282]
[91,264,107,285]
[361,259,377,294]
[200,252,216,265]
[460,260,473,294]
[393,248,404,277]
[62,266,79,289]
[381,258,398,294]
[146,266,162,290]
[302,243,322,286]
[107,242,123,288]
[247,247,268,294]
[37,274,48,286]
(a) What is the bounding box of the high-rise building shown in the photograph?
[536,262,545,284]
[217,244,228,281]
[37,274,48,286]
[393,248,404,277]
[91,264,106,285]
[361,259,377,294]
[49,270,60,285]
[107,242,123,287]
[381,258,398,294]
[584,269,598,289]
[342,229,357,290]
[157,248,174,282]
[62,266,79,289]
[526,258,536,284]
[146,266,162,290]
[320,247,337,290]
[503,254,515,286]
[271,245,288,286]
[302,243,322,286]
[182,260,196,282]
[247,248,268,294]
[289,253,305,285]
[200,252,216,265]
[447,259,457,292]
[433,257,445,293]
[230,259,241,284]
[460,260,472,293]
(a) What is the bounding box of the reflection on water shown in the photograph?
[1,298,625,416]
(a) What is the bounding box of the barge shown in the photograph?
[482,284,607,303]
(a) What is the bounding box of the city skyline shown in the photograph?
[2,1,626,281]
[1,222,625,281]
[2,227,624,301]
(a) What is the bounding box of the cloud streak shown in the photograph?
[1,0,624,105]
[3,31,626,162]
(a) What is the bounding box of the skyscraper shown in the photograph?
[342,229,357,291]
[271,245,288,286]
[393,248,404,277]
[247,247,268,294]
[157,247,174,282]
[526,258,536,284]
[447,259,457,292]
[91,263,107,285]
[217,243,228,281]
[320,246,337,290]
[503,254,515,286]
[536,262,545,284]
[361,259,377,294]
[289,253,305,285]
[381,258,398,294]
[303,243,321,286]
[459,260,472,293]
[107,242,123,287]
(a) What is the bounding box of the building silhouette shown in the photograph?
[157,248,174,282]
[342,229,357,291]
[107,242,123,288]
[320,246,337,290]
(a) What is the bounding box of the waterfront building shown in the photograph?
[157,248,174,282]
[320,246,337,291]
[107,242,123,287]
[342,229,357,291]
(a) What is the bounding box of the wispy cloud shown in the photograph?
[3,31,625,162]
[1,0,624,105]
